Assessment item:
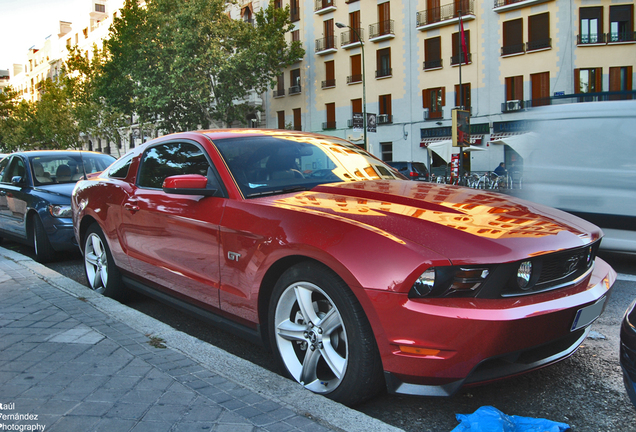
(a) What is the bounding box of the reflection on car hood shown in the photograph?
[270,181,603,263]
[34,183,76,197]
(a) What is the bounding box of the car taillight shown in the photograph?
[409,171,418,177]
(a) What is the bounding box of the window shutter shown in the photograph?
[574,69,580,94]
[595,68,602,92]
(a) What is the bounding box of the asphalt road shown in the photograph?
[3,239,636,431]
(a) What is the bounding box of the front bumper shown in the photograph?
[367,258,616,397]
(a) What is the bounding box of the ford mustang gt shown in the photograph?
[71,130,616,405]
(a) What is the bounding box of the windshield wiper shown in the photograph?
[245,185,314,198]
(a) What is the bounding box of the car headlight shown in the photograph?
[49,204,72,218]
[409,266,490,298]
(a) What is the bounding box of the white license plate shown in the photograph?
[571,297,606,332]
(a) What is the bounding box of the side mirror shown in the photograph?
[11,176,25,186]
[162,174,217,197]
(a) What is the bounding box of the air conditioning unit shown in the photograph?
[378,114,389,124]
[347,119,354,127]
[423,108,429,120]
[506,100,521,111]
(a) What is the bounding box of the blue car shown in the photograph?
[0,151,116,262]
[621,299,636,409]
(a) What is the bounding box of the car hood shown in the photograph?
[34,183,76,198]
[267,181,603,264]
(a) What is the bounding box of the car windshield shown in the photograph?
[30,153,116,186]
[213,134,404,198]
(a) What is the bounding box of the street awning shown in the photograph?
[490,132,537,160]
[421,135,485,163]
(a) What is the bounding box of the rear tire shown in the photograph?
[268,261,384,406]
[33,216,55,263]
[83,223,126,300]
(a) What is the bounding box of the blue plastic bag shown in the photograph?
[451,406,570,432]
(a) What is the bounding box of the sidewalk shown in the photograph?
[0,247,403,432]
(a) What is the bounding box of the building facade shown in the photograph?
[265,0,635,174]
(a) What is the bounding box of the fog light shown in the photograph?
[517,261,533,289]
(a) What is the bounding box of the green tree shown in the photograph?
[102,0,304,132]
[64,46,128,156]
[0,86,19,151]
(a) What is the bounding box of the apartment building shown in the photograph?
[265,0,635,173]
[9,1,120,105]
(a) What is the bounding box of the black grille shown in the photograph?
[536,245,595,286]
[491,241,600,298]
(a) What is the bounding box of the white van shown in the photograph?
[516,100,636,253]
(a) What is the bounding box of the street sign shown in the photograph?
[452,109,470,147]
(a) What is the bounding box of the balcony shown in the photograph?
[289,85,301,95]
[450,53,472,66]
[273,89,285,98]
[423,59,443,70]
[322,121,337,130]
[416,0,475,31]
[315,35,337,55]
[577,33,606,45]
[314,0,336,15]
[347,74,362,84]
[340,28,364,48]
[321,79,336,89]
[522,90,636,108]
[501,43,525,56]
[609,31,636,43]
[375,68,392,78]
[493,0,553,13]
[369,20,395,42]
[526,38,551,52]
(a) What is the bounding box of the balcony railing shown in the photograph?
[416,0,473,27]
[450,53,472,65]
[522,90,636,108]
[501,43,525,56]
[577,33,606,45]
[321,79,336,89]
[315,35,337,54]
[322,121,337,130]
[526,38,551,51]
[423,59,443,70]
[608,31,636,43]
[289,85,301,95]
[375,68,392,78]
[347,74,362,84]
[340,28,364,46]
[273,88,285,98]
[314,0,335,13]
[369,20,394,39]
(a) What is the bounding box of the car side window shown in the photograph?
[4,157,26,183]
[108,154,134,179]
[137,142,219,191]
[0,157,10,183]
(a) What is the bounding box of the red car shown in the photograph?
[72,130,616,405]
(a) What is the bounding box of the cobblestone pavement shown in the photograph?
[0,247,401,432]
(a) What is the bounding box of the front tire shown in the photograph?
[268,261,383,406]
[33,215,55,263]
[83,223,125,299]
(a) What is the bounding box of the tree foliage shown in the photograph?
[102,0,304,131]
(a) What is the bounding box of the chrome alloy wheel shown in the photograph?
[273,281,348,394]
[84,232,109,294]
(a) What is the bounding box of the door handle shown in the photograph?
[124,202,140,213]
